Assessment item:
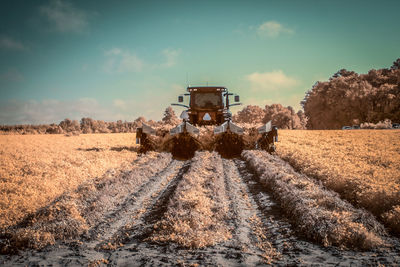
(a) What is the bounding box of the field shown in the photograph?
[276,130,400,234]
[0,133,138,228]
[1,131,399,266]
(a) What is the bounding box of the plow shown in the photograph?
[136,86,278,159]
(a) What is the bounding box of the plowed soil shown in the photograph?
[1,151,399,266]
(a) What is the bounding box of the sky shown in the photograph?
[0,0,399,124]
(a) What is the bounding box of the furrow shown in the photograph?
[0,152,172,253]
[242,150,388,250]
[86,159,185,249]
[149,151,230,248]
[222,158,278,265]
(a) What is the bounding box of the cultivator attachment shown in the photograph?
[256,121,278,153]
[213,121,245,158]
[136,123,157,153]
[170,121,200,136]
[164,121,202,159]
[136,120,278,159]
[136,116,203,159]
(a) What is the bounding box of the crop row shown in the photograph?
[0,153,171,253]
[276,130,400,234]
[242,150,388,250]
[151,151,231,248]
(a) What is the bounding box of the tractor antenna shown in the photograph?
[186,72,189,87]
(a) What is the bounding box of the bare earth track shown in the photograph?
[1,152,399,266]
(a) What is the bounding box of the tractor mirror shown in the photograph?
[178,96,183,102]
[234,95,240,102]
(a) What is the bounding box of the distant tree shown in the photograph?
[133,116,146,128]
[59,118,80,133]
[303,59,400,129]
[233,105,264,124]
[46,124,63,134]
[330,69,357,80]
[297,110,308,129]
[96,120,109,133]
[162,106,179,125]
[59,118,72,131]
[264,104,303,129]
[80,117,94,133]
[391,58,400,70]
[233,104,305,129]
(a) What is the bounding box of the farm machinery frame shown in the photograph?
[136,86,278,159]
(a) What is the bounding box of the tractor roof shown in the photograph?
[187,86,227,92]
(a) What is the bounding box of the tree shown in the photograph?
[297,110,308,129]
[162,106,179,125]
[233,105,264,124]
[264,104,304,129]
[302,59,400,129]
[391,58,400,70]
[233,104,306,129]
[80,117,94,133]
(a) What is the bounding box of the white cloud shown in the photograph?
[103,47,180,73]
[0,98,121,125]
[246,70,298,91]
[0,69,24,82]
[161,48,180,67]
[284,93,304,111]
[0,82,194,125]
[0,37,27,51]
[105,48,122,56]
[257,21,293,38]
[113,99,127,110]
[104,48,143,73]
[40,0,89,33]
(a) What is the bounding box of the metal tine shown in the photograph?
[142,123,157,135]
[170,122,199,136]
[258,120,272,134]
[214,121,244,135]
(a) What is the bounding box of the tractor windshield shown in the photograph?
[193,92,222,109]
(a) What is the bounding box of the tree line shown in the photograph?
[1,58,398,133]
[0,107,181,135]
[233,58,399,129]
[302,58,400,129]
[0,118,143,135]
[233,104,307,129]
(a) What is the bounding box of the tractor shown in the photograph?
[136,86,278,159]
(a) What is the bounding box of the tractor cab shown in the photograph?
[173,86,241,126]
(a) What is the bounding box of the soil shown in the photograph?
[1,152,399,266]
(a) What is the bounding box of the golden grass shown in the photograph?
[276,130,400,233]
[0,133,138,228]
[1,152,169,252]
[151,152,231,248]
[243,150,387,250]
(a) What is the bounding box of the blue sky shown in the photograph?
[0,0,399,124]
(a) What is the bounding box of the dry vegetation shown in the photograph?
[151,151,231,248]
[0,133,138,228]
[1,152,170,252]
[243,150,387,250]
[1,132,399,265]
[275,130,400,234]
